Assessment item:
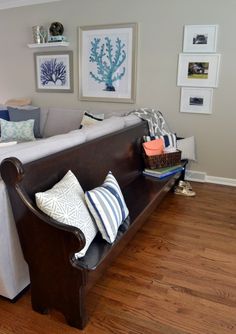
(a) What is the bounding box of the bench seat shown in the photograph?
[0,121,184,329]
[77,174,177,271]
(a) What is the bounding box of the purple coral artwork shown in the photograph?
[34,51,73,93]
[40,58,66,86]
[80,24,137,103]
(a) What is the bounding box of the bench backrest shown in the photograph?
[27,122,147,196]
[1,121,148,204]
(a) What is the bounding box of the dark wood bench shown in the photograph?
[0,121,183,329]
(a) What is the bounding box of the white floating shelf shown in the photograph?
[27,42,70,48]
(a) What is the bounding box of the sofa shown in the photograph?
[0,107,141,300]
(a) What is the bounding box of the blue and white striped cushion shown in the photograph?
[143,133,177,148]
[85,172,129,243]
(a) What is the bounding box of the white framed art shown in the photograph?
[183,25,218,53]
[180,87,213,114]
[34,51,73,93]
[79,23,137,103]
[177,53,221,87]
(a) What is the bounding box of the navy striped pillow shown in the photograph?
[143,133,177,148]
[0,109,10,136]
[85,172,129,243]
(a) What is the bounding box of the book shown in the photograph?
[144,164,183,175]
[143,166,184,179]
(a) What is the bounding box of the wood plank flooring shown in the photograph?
[0,182,236,334]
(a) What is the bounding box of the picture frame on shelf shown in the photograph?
[79,23,137,103]
[183,25,218,53]
[34,51,73,93]
[180,87,213,114]
[177,53,221,87]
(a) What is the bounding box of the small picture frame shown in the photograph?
[34,51,73,93]
[177,53,221,87]
[180,87,213,114]
[183,25,218,53]
[79,23,137,103]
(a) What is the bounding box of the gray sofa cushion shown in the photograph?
[0,131,87,167]
[8,107,41,138]
[39,108,49,136]
[43,108,83,138]
[80,116,125,141]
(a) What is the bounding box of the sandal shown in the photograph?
[174,185,196,197]
[178,180,192,190]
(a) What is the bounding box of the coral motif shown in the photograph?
[89,37,126,91]
[40,59,66,86]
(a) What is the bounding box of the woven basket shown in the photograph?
[143,150,182,169]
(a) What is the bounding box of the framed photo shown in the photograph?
[79,23,137,103]
[183,25,218,53]
[180,87,213,114]
[34,51,73,92]
[177,53,221,87]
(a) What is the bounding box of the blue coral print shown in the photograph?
[40,58,66,86]
[89,36,126,91]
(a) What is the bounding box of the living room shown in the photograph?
[0,0,235,183]
[0,0,235,333]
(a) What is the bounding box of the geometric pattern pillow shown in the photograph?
[35,170,98,258]
[85,172,129,244]
[0,119,35,142]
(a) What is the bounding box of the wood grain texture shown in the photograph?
[0,182,236,334]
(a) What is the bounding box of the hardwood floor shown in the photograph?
[0,182,236,334]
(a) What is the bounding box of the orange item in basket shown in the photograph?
[142,139,164,156]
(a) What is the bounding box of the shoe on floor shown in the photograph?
[174,185,196,197]
[178,180,192,190]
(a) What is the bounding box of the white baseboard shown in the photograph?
[185,170,236,187]
[206,176,236,187]
[185,170,206,182]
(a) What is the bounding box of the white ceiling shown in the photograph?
[0,0,61,10]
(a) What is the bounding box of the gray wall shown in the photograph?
[0,0,235,179]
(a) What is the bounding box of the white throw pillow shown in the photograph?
[85,172,129,244]
[35,170,97,258]
[80,111,104,127]
[177,136,196,161]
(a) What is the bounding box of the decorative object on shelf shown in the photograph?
[34,51,73,93]
[40,28,48,44]
[79,23,137,103]
[48,21,67,43]
[183,25,218,53]
[48,35,67,42]
[30,22,68,46]
[32,25,45,44]
[177,53,221,87]
[49,22,64,36]
[180,87,213,114]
